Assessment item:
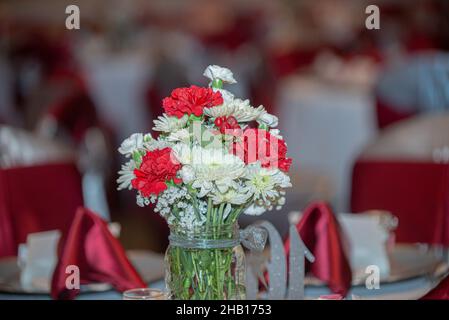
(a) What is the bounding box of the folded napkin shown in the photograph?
[51,207,146,300]
[284,202,352,296]
[421,274,449,300]
[19,230,61,292]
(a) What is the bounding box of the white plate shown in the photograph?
[0,250,165,294]
[305,244,447,286]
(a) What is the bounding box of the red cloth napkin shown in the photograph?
[0,163,83,258]
[51,207,146,300]
[284,202,352,296]
[421,274,449,300]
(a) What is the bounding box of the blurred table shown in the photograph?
[0,246,442,300]
[0,277,436,300]
[278,76,377,211]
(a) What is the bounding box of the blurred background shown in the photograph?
[1,0,449,254]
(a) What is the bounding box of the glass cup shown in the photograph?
[123,288,166,300]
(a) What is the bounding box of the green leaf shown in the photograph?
[143,134,152,142]
[189,114,203,122]
[132,151,142,165]
[211,79,223,89]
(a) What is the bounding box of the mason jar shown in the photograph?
[164,222,246,300]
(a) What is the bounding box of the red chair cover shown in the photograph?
[0,162,83,258]
[51,207,146,300]
[47,91,100,144]
[284,202,352,296]
[351,160,449,245]
[375,98,417,129]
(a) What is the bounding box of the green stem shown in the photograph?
[206,198,212,232]
[166,203,245,300]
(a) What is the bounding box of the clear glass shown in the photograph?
[123,288,167,300]
[164,222,246,300]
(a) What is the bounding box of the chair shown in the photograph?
[0,126,84,257]
[351,114,449,245]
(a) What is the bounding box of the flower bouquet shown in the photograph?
[117,65,292,300]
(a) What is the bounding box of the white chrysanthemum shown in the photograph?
[118,133,152,157]
[183,147,246,197]
[244,204,267,216]
[167,128,191,143]
[204,98,266,123]
[117,159,136,190]
[192,148,245,181]
[203,101,235,118]
[257,112,279,128]
[203,65,237,84]
[210,187,251,205]
[245,162,291,205]
[179,165,195,184]
[171,143,194,165]
[144,138,173,152]
[153,114,188,133]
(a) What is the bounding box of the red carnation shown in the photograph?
[232,128,292,172]
[132,148,181,197]
[162,85,223,118]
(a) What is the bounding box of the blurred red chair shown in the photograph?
[375,52,449,129]
[351,114,449,245]
[375,98,417,130]
[0,126,84,258]
[0,162,84,258]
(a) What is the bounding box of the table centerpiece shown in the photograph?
[117,65,292,300]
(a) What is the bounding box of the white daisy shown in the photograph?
[153,114,188,133]
[117,159,136,190]
[183,147,246,197]
[244,204,267,216]
[171,143,194,165]
[191,148,245,182]
[204,98,266,123]
[166,128,191,143]
[245,162,291,205]
[144,138,173,152]
[210,187,251,205]
[257,112,279,128]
